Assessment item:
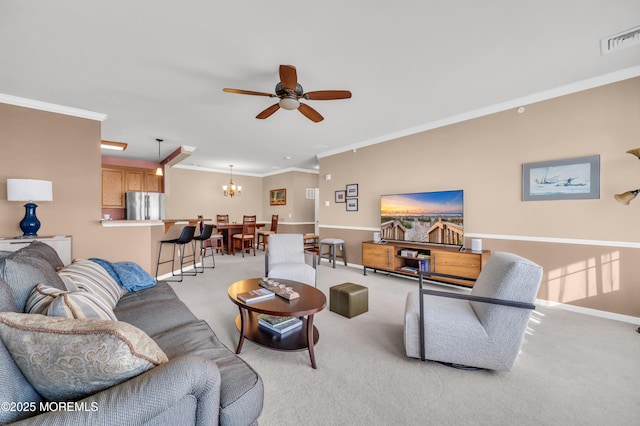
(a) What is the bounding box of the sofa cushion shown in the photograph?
[0,251,66,312]
[0,340,43,424]
[114,282,199,336]
[58,260,127,309]
[0,312,168,401]
[152,320,263,426]
[0,278,18,313]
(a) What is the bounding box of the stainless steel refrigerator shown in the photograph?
[126,192,166,220]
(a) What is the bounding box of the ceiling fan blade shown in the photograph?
[298,103,324,122]
[223,88,275,97]
[256,104,280,119]
[279,65,298,90]
[304,90,352,100]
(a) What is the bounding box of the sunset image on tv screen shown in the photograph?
[380,190,463,245]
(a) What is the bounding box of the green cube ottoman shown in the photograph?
[330,283,368,318]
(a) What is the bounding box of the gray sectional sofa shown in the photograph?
[0,241,263,425]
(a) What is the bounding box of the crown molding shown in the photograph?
[0,93,107,121]
[173,163,318,177]
[318,65,640,159]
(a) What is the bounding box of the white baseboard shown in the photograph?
[347,262,640,325]
[156,264,198,281]
[535,299,640,325]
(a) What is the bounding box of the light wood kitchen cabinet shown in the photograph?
[125,170,144,192]
[101,166,163,208]
[144,171,162,192]
[102,168,125,208]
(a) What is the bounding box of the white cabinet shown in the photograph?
[0,236,72,265]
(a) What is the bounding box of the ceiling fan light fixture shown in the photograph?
[279,97,300,110]
[614,189,640,205]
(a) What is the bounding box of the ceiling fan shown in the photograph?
[223,65,352,122]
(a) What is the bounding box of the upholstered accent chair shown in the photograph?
[265,234,317,287]
[404,252,543,371]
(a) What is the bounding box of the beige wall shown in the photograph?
[319,77,640,317]
[0,103,159,272]
[166,167,318,230]
[262,171,318,224]
[3,77,639,316]
[165,167,265,222]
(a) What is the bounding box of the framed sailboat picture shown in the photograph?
[522,155,600,201]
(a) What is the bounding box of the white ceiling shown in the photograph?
[1,1,639,176]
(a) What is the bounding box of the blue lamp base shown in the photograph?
[18,203,41,238]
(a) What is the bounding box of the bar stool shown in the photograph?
[155,225,197,282]
[319,238,347,268]
[193,224,216,272]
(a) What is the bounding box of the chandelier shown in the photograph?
[223,165,241,197]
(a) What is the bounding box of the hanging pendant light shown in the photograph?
[155,138,164,176]
[223,165,241,197]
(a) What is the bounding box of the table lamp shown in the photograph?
[6,179,53,238]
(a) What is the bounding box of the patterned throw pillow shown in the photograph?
[0,312,168,401]
[48,291,117,321]
[25,284,117,321]
[24,283,67,314]
[58,260,127,309]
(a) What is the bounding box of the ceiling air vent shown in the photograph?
[601,25,640,55]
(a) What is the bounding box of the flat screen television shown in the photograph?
[380,190,464,246]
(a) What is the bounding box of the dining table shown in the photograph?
[213,222,265,254]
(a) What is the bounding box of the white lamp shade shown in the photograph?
[7,179,53,202]
[279,97,300,110]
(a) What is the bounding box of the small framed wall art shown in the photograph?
[270,188,287,205]
[346,198,358,211]
[346,183,358,198]
[522,155,600,201]
[335,190,346,203]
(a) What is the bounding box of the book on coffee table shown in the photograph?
[258,314,297,326]
[237,288,275,303]
[258,317,303,335]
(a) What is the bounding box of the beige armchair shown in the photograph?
[264,234,317,287]
[404,252,543,371]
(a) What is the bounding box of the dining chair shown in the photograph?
[232,215,257,257]
[257,214,278,251]
[216,214,229,223]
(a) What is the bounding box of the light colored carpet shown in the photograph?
[169,251,640,426]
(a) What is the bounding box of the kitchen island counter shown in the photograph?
[101,218,211,233]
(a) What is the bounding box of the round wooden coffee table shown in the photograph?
[228,278,326,369]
